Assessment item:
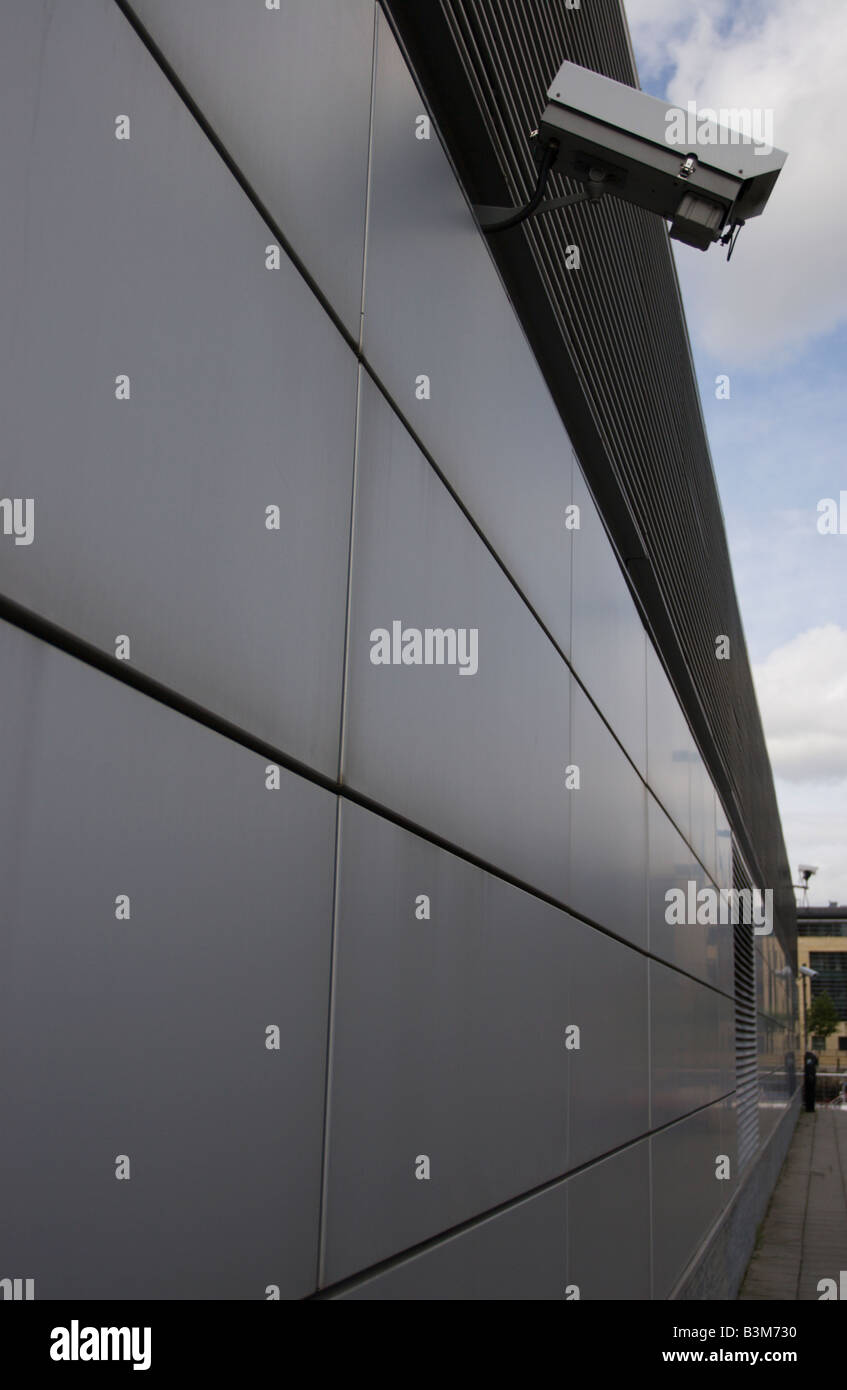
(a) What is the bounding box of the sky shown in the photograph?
[625,0,847,907]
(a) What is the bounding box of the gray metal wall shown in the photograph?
[0,0,795,1300]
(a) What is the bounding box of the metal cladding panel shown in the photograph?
[648,795,732,994]
[126,0,375,336]
[567,1142,650,1299]
[0,619,336,1299]
[571,467,647,775]
[764,939,789,1020]
[363,10,575,659]
[651,1100,728,1298]
[650,961,731,1130]
[757,1013,791,1141]
[326,1182,568,1299]
[646,644,694,846]
[567,925,649,1169]
[718,1093,739,1187]
[0,0,357,777]
[343,373,572,902]
[568,682,648,950]
[382,0,795,966]
[690,753,718,885]
[323,801,575,1285]
[715,801,732,892]
[720,992,737,1099]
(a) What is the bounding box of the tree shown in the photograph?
[807,991,839,1046]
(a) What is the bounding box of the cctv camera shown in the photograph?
[798,865,819,877]
[537,61,787,250]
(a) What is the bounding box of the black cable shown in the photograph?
[482,141,559,234]
[725,223,743,261]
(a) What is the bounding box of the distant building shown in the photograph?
[798,907,847,1068]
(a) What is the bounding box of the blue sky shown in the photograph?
[626,0,847,904]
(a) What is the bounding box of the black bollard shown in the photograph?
[803,1050,819,1112]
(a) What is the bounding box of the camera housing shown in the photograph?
[537,61,787,250]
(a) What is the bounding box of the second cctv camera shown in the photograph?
[535,60,787,250]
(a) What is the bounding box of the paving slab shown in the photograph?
[740,1108,847,1300]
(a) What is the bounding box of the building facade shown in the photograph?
[797,908,847,1072]
[0,0,797,1299]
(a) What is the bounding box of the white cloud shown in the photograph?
[722,506,847,662]
[624,0,847,364]
[624,0,705,80]
[753,627,847,904]
[753,625,847,782]
[772,779,847,907]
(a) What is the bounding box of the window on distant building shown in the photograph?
[809,953,847,1018]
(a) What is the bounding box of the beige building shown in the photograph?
[797,907,847,1072]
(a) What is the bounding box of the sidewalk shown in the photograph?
[740,1106,847,1299]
